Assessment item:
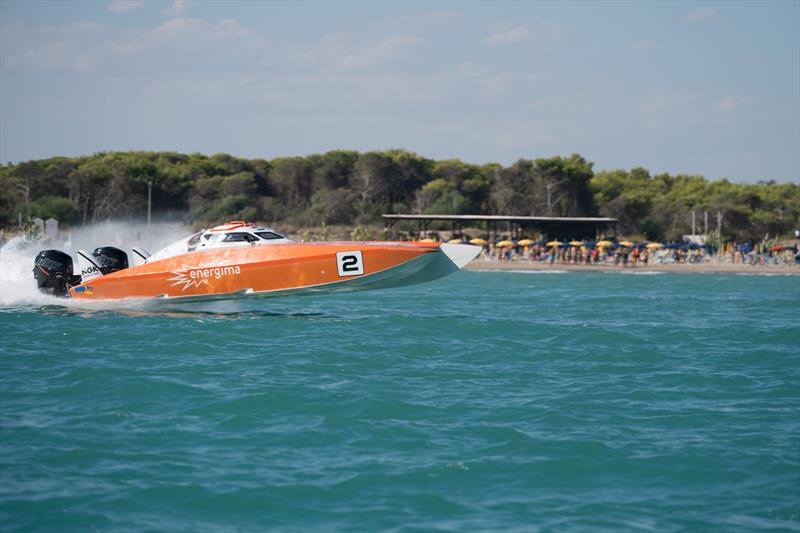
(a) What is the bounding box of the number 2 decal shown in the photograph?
[336,250,364,277]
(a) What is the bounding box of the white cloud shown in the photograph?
[483,25,530,46]
[457,62,493,77]
[0,20,109,72]
[457,63,545,101]
[637,95,670,127]
[1,16,259,72]
[638,95,668,115]
[683,8,718,23]
[163,0,191,17]
[315,33,420,69]
[371,10,462,33]
[107,0,145,14]
[214,19,255,39]
[713,95,751,113]
[155,17,203,33]
[482,21,563,47]
[2,17,416,76]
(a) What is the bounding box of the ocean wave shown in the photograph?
[473,269,569,274]
[615,270,668,275]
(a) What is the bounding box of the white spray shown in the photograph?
[0,221,192,307]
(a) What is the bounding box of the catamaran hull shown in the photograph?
[68,242,480,302]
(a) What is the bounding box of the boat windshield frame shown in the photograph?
[146,225,294,263]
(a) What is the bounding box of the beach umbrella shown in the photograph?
[546,240,562,247]
[596,240,613,247]
[448,238,463,244]
[496,240,515,247]
[619,240,634,247]
[559,242,571,248]
[635,242,648,249]
[419,238,437,243]
[569,240,584,247]
[517,239,534,246]
[469,238,487,245]
[646,242,663,249]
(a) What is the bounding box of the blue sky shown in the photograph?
[1,0,798,182]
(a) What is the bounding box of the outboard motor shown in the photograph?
[91,246,129,275]
[33,250,81,297]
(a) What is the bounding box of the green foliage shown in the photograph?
[222,172,257,197]
[22,196,80,225]
[305,188,358,226]
[491,155,594,217]
[0,150,797,241]
[591,169,800,241]
[350,225,375,241]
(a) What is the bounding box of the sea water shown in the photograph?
[1,262,799,531]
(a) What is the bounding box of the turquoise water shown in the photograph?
[1,270,799,532]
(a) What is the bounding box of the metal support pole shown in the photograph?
[147,181,152,228]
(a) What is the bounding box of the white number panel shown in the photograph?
[336,251,364,277]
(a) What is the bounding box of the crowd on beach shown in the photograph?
[441,238,800,268]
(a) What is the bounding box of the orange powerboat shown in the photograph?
[32,221,481,302]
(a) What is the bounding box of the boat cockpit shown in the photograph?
[146,221,294,263]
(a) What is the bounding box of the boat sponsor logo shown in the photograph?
[168,264,242,291]
[336,250,364,277]
[81,265,100,278]
[74,286,93,295]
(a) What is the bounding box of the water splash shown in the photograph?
[0,221,191,308]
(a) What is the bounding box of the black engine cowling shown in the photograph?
[92,246,129,275]
[33,250,81,297]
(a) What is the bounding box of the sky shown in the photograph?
[0,0,798,183]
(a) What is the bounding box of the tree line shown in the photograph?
[1,150,798,242]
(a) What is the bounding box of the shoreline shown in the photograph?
[464,259,800,275]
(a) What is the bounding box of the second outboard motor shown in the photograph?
[33,250,81,297]
[91,246,129,275]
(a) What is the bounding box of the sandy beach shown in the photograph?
[465,259,800,275]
